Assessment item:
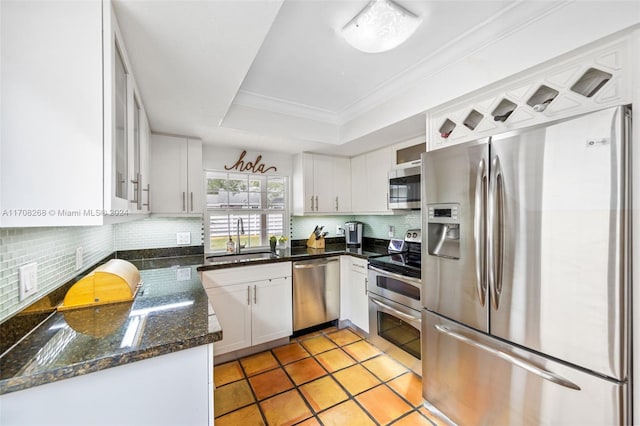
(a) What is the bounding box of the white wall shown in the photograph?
[202,145,294,176]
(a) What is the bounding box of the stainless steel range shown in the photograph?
[367,229,421,373]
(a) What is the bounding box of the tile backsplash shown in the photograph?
[0,226,114,322]
[290,212,421,240]
[115,217,203,250]
[0,217,203,324]
[0,213,419,324]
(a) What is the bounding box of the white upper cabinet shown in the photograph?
[149,135,203,215]
[0,0,149,226]
[350,146,394,214]
[292,153,351,215]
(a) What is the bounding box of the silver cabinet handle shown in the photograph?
[253,284,257,304]
[474,158,488,307]
[182,192,186,212]
[489,155,504,310]
[368,265,422,287]
[352,263,366,270]
[364,277,368,294]
[247,286,250,306]
[370,297,420,326]
[142,184,150,211]
[434,324,581,391]
[190,192,194,211]
[310,196,314,211]
[335,196,338,211]
[315,195,318,211]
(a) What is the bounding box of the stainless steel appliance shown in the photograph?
[344,221,364,248]
[292,257,340,332]
[422,105,631,424]
[368,229,422,373]
[388,166,420,209]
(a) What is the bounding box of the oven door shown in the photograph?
[367,265,421,311]
[368,292,422,374]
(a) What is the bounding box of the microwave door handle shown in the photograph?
[474,158,487,306]
[489,155,505,310]
[434,324,581,390]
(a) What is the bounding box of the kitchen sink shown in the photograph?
[206,250,279,264]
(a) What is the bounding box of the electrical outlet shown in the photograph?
[176,232,191,245]
[75,247,84,270]
[336,225,344,236]
[19,262,38,301]
[176,268,192,281]
[388,225,395,237]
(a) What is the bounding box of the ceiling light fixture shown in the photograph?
[341,0,422,53]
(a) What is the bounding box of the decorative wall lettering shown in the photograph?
[224,150,277,174]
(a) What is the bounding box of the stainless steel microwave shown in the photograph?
[388,166,421,209]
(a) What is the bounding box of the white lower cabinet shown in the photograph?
[349,258,369,333]
[202,262,292,356]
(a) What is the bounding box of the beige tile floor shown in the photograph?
[213,326,446,425]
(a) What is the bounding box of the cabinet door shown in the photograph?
[186,139,203,213]
[252,277,293,345]
[350,155,367,213]
[149,134,187,213]
[139,109,151,213]
[349,269,369,333]
[312,155,335,213]
[366,147,392,212]
[333,157,351,213]
[205,284,252,355]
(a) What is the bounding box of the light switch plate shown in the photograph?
[176,232,191,245]
[388,225,395,237]
[19,262,38,301]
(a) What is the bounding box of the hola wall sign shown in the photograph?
[224,150,277,174]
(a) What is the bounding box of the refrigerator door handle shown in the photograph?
[474,158,488,306]
[489,155,505,310]
[434,324,581,391]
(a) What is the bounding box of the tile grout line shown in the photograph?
[215,326,431,425]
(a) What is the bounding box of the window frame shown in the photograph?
[203,170,289,254]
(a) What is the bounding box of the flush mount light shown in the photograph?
[341,0,422,53]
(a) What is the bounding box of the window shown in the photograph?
[204,171,287,252]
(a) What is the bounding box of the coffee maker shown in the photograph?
[344,221,364,248]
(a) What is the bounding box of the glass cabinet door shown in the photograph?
[114,42,128,200]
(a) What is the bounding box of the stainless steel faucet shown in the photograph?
[236,218,244,254]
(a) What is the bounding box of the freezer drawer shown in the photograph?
[422,310,626,426]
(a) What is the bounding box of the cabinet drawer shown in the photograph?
[350,258,368,274]
[201,262,292,288]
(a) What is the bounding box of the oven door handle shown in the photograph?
[370,297,421,327]
[368,265,421,286]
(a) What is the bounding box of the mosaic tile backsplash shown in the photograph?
[114,217,203,250]
[290,212,421,240]
[0,217,203,324]
[0,226,114,323]
[0,213,417,324]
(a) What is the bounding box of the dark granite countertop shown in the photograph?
[197,243,389,272]
[0,256,221,395]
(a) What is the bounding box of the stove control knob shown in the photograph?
[413,232,418,238]
[406,232,411,239]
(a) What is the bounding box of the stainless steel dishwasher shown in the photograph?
[292,257,340,332]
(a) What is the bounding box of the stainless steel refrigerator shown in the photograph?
[421,105,631,425]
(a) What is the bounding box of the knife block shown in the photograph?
[306,232,325,249]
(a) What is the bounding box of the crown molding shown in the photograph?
[232,90,341,125]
